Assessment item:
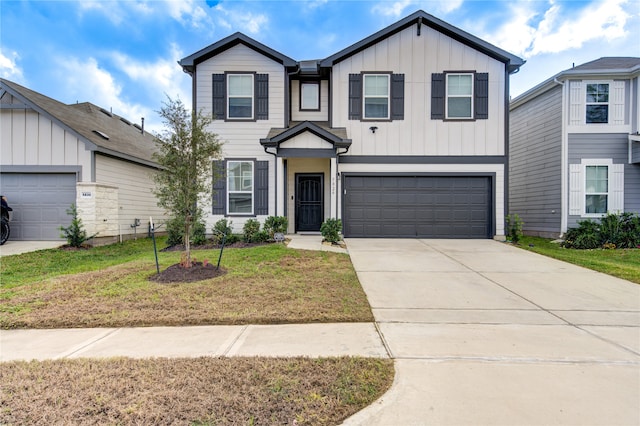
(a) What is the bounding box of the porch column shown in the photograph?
[330,157,338,218]
[276,156,285,216]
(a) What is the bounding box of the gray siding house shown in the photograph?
[510,57,640,237]
[179,10,524,239]
[0,79,167,243]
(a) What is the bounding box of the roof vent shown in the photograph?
[120,117,132,125]
[92,130,110,140]
[99,108,113,117]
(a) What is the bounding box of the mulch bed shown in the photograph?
[149,262,227,283]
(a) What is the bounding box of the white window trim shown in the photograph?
[227,160,254,215]
[445,73,474,119]
[584,80,609,125]
[363,74,390,120]
[581,159,612,218]
[227,74,254,120]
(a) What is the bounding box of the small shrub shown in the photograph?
[562,219,599,249]
[165,217,184,247]
[191,220,207,246]
[243,219,261,243]
[320,218,342,244]
[505,213,524,244]
[264,216,288,238]
[59,204,98,248]
[212,219,233,244]
[561,213,639,249]
[254,230,270,243]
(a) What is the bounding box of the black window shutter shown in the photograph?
[474,73,489,119]
[212,74,226,120]
[348,74,362,120]
[431,73,445,120]
[255,74,269,120]
[391,74,405,120]
[212,160,226,215]
[255,160,269,215]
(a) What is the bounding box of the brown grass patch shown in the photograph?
[1,247,373,329]
[0,356,394,425]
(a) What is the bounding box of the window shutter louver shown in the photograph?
[431,73,445,119]
[212,74,226,120]
[348,74,362,120]
[391,74,405,120]
[255,74,269,120]
[212,160,226,214]
[255,161,269,215]
[569,163,582,216]
[610,163,625,213]
[474,73,489,119]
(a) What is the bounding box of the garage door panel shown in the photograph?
[0,173,75,240]
[344,175,491,238]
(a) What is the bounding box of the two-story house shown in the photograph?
[510,57,640,237]
[179,10,524,238]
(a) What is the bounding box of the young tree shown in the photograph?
[152,96,223,267]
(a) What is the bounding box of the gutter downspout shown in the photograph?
[555,76,568,237]
[335,146,350,221]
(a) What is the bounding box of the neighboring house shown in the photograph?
[0,78,167,243]
[510,57,640,238]
[179,10,524,238]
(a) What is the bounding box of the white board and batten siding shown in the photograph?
[194,44,283,229]
[331,24,506,157]
[95,154,167,235]
[0,97,91,173]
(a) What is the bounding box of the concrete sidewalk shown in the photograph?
[0,323,387,361]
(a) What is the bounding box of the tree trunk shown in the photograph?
[184,215,192,268]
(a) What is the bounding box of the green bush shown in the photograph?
[254,230,270,243]
[562,213,640,249]
[212,219,233,244]
[320,218,342,243]
[505,213,524,244]
[243,219,261,243]
[165,217,184,247]
[191,220,207,245]
[263,216,288,238]
[59,204,98,248]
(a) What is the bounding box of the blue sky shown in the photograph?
[1,0,638,132]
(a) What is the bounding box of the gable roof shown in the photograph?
[0,78,158,167]
[320,10,525,73]
[179,32,297,74]
[510,57,640,108]
[260,121,351,149]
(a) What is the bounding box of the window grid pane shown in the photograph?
[446,74,473,119]
[228,75,253,119]
[227,161,253,214]
[585,165,608,214]
[585,83,609,123]
[363,75,389,119]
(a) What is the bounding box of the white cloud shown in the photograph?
[213,5,269,35]
[0,49,25,83]
[372,0,414,18]
[483,0,632,58]
[165,0,213,30]
[77,1,125,25]
[58,57,151,129]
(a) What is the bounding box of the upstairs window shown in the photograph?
[227,74,253,119]
[585,165,608,214]
[300,82,320,111]
[363,74,390,119]
[446,73,473,119]
[586,83,609,123]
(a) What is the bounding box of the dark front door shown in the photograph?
[296,174,323,232]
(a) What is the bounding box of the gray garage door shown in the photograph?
[343,175,492,238]
[0,173,76,240]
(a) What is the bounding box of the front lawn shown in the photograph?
[0,237,373,329]
[518,236,640,284]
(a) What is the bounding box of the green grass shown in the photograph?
[518,236,640,284]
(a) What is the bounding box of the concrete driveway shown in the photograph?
[343,239,640,426]
[0,240,62,257]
